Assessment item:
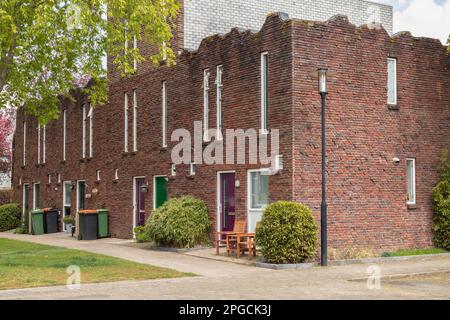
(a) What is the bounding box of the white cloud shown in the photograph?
[378,0,450,44]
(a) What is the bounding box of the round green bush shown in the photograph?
[255,201,318,264]
[144,196,211,248]
[0,203,21,232]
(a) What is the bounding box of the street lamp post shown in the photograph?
[318,68,328,267]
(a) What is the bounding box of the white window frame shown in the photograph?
[247,169,270,211]
[82,104,87,158]
[63,110,67,161]
[42,125,46,163]
[47,174,51,185]
[33,182,40,210]
[37,125,41,164]
[406,158,416,205]
[133,35,138,71]
[96,170,101,181]
[88,105,94,158]
[203,69,210,142]
[133,90,138,152]
[124,93,129,153]
[387,57,397,105]
[162,81,168,148]
[114,169,119,180]
[261,52,269,133]
[23,121,27,166]
[216,65,223,140]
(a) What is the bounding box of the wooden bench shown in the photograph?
[215,220,246,255]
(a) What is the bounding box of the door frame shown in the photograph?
[216,171,236,232]
[76,180,86,212]
[62,181,72,231]
[22,183,30,220]
[32,182,40,210]
[153,175,167,210]
[132,176,146,233]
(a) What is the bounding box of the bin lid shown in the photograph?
[43,208,55,213]
[78,210,98,215]
[31,209,44,214]
[97,209,109,213]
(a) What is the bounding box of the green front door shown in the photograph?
[154,176,168,209]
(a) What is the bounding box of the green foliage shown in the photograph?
[0,203,21,232]
[144,196,211,248]
[134,226,149,243]
[255,201,318,264]
[433,142,450,250]
[0,0,180,123]
[63,215,75,225]
[381,247,447,257]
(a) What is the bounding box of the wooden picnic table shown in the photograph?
[226,232,256,259]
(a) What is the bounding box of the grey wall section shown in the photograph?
[183,0,393,50]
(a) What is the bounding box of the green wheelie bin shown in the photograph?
[31,209,45,235]
[97,209,109,238]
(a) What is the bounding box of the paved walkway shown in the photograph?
[0,232,449,300]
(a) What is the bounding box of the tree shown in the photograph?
[433,142,450,250]
[0,0,180,124]
[0,109,14,180]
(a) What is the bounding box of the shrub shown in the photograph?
[63,215,75,225]
[144,196,211,248]
[134,226,149,243]
[255,201,318,264]
[0,203,21,232]
[433,143,450,250]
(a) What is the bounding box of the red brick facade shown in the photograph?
[11,14,450,251]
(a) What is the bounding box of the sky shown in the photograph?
[378,0,450,44]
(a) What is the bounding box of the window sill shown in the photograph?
[159,147,168,153]
[113,180,119,184]
[60,160,66,165]
[407,204,418,210]
[80,158,87,163]
[388,104,399,111]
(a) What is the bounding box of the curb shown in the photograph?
[254,253,450,270]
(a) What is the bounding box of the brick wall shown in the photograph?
[183,0,393,50]
[11,14,449,252]
[0,189,12,206]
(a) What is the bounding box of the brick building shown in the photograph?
[11,1,450,252]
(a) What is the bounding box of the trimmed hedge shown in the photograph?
[0,203,21,232]
[255,201,318,264]
[433,143,450,250]
[144,196,211,248]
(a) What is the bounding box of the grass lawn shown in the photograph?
[381,247,448,257]
[0,238,194,290]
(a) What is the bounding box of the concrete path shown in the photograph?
[0,232,449,300]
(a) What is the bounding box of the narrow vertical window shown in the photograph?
[48,174,51,185]
[63,110,67,161]
[23,122,27,166]
[162,81,168,148]
[96,170,101,181]
[37,125,41,164]
[133,90,138,152]
[82,104,86,158]
[203,69,210,141]
[261,52,269,133]
[133,35,138,71]
[114,169,119,180]
[42,125,46,163]
[406,158,416,205]
[387,58,397,105]
[124,93,129,153]
[216,65,223,140]
[88,105,94,158]
[33,183,40,210]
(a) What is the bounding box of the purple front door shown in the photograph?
[135,178,146,227]
[220,173,236,232]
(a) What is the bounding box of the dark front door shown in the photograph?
[23,184,30,218]
[77,181,86,211]
[220,173,236,232]
[135,178,146,227]
[154,176,168,209]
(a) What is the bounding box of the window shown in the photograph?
[171,164,176,177]
[406,158,416,205]
[162,81,168,148]
[114,169,119,180]
[82,104,86,158]
[203,69,210,141]
[63,110,67,161]
[387,58,397,105]
[216,65,223,140]
[42,125,46,163]
[47,174,51,185]
[124,93,129,152]
[189,163,196,176]
[261,52,269,133]
[37,125,41,164]
[249,171,269,210]
[133,35,138,71]
[88,105,94,158]
[133,90,138,152]
[57,173,61,184]
[33,183,41,210]
[23,121,27,166]
[96,170,101,181]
